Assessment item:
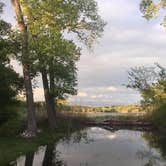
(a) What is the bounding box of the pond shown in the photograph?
[9,127,166,166]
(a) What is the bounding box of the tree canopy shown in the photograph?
[0,5,23,124]
[127,64,166,107]
[0,0,106,134]
[140,0,166,26]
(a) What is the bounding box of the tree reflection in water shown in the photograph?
[9,128,166,166]
[143,132,166,158]
[9,128,90,166]
[60,128,91,145]
[10,145,67,166]
[137,148,162,166]
[137,132,166,166]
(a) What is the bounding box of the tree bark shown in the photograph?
[11,0,37,135]
[41,69,57,129]
[49,70,57,116]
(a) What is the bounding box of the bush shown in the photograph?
[0,106,18,125]
[0,118,23,136]
[151,104,166,130]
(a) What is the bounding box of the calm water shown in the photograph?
[10,127,166,166]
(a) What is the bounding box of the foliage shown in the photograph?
[127,64,166,107]
[21,0,106,47]
[140,0,166,26]
[30,31,80,99]
[0,118,23,137]
[0,6,23,124]
[143,131,166,158]
[127,64,166,129]
[138,1,166,128]
[0,103,87,166]
[150,104,166,129]
[20,0,105,101]
[48,39,80,99]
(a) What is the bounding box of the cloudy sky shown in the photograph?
[2,0,166,106]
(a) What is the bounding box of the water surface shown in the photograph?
[10,127,166,166]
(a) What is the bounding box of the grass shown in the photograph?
[0,102,88,166]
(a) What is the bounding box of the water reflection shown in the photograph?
[9,127,166,166]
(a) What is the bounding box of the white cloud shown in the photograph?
[69,86,140,106]
[77,92,88,97]
[90,94,104,99]
[106,86,117,92]
[97,0,137,20]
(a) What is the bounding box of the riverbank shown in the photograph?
[0,102,165,165]
[0,113,88,166]
[58,102,166,134]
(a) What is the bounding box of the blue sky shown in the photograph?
[2,0,166,106]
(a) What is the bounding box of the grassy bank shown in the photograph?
[1,101,165,165]
[0,102,88,166]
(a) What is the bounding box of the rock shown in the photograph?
[21,130,36,138]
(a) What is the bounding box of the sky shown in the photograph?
[2,0,166,106]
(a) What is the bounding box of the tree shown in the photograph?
[0,3,23,124]
[21,0,106,46]
[47,39,80,107]
[140,0,166,26]
[19,0,105,129]
[127,64,166,108]
[29,30,80,129]
[11,0,37,136]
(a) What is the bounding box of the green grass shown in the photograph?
[0,102,88,166]
[0,117,86,166]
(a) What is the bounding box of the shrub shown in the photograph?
[151,104,166,130]
[0,118,23,136]
[0,106,18,125]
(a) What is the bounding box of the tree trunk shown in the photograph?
[23,64,37,134]
[41,69,57,129]
[11,0,37,135]
[49,70,57,116]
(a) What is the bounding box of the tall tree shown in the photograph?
[11,0,37,136]
[29,31,80,129]
[140,0,166,110]
[47,39,80,107]
[19,0,105,129]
